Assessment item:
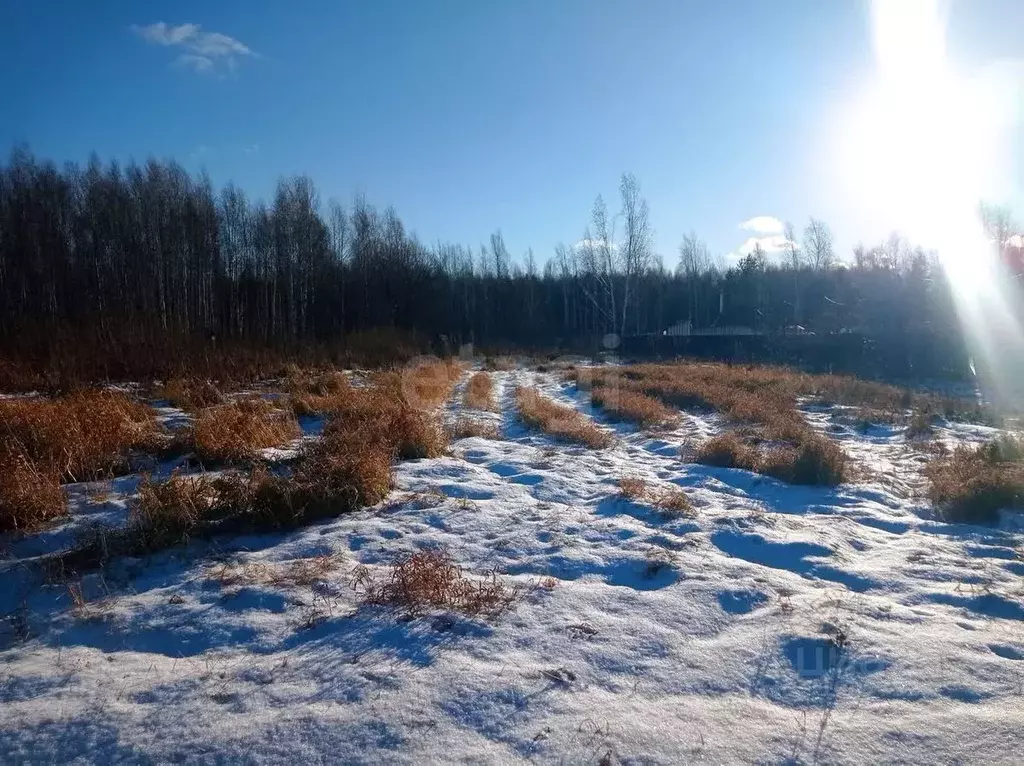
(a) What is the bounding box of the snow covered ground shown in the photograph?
[3,367,1024,763]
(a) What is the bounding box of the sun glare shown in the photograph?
[834,0,1022,404]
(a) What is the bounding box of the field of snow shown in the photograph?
[3,367,1024,764]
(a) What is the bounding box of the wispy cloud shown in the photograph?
[739,216,785,235]
[133,22,256,75]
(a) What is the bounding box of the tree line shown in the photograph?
[0,147,1018,367]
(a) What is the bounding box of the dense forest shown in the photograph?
[1,147,1020,378]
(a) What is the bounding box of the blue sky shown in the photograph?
[2,1,1021,266]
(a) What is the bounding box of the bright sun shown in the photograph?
[834,0,1023,402]
[834,0,1001,290]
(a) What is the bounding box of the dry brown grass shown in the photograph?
[695,432,759,470]
[0,448,65,532]
[695,430,845,486]
[515,387,612,449]
[0,389,163,532]
[208,553,341,589]
[590,384,679,429]
[129,472,218,550]
[652,487,694,515]
[574,364,847,485]
[618,476,648,500]
[0,389,161,481]
[616,476,692,515]
[158,377,224,410]
[192,397,301,464]
[358,549,519,617]
[286,367,354,416]
[926,435,1024,523]
[394,358,464,409]
[46,377,450,571]
[464,372,496,411]
[448,418,501,440]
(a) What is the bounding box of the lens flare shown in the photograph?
[834,0,1023,407]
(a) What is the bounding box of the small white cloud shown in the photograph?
[133,22,255,75]
[740,216,785,235]
[728,234,799,262]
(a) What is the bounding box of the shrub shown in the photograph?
[464,372,496,411]
[927,436,1024,523]
[483,356,516,372]
[192,397,301,464]
[515,387,612,448]
[360,549,519,617]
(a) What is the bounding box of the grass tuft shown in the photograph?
[287,367,353,415]
[359,549,519,617]
[193,397,301,464]
[590,385,679,429]
[0,389,162,531]
[0,389,161,481]
[158,377,224,411]
[926,435,1024,523]
[618,476,648,500]
[464,372,496,411]
[652,487,693,515]
[515,387,612,448]
[448,418,500,440]
[0,448,65,532]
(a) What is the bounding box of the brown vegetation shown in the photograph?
[192,397,301,464]
[0,389,161,481]
[573,364,847,485]
[208,553,341,589]
[926,435,1024,523]
[0,389,164,532]
[448,418,501,440]
[358,549,519,617]
[617,475,692,515]
[590,384,679,429]
[0,449,65,532]
[515,387,612,448]
[286,367,353,416]
[394,358,464,409]
[47,375,453,572]
[652,487,693,515]
[464,372,496,411]
[618,476,648,500]
[158,377,224,410]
